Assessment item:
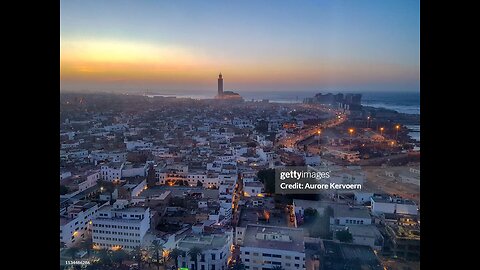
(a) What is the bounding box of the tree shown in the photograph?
[255,120,269,134]
[169,248,183,270]
[196,180,203,187]
[336,230,353,243]
[111,249,129,267]
[60,185,69,195]
[147,163,157,188]
[187,247,202,270]
[257,168,276,194]
[97,248,112,266]
[132,246,145,270]
[150,240,164,270]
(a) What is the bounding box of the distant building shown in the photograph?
[215,73,243,101]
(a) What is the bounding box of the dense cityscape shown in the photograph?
[60,74,420,270]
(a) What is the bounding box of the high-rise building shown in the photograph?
[218,73,224,97]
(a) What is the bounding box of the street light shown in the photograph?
[395,125,400,140]
[367,116,370,128]
[348,128,354,145]
[317,130,322,149]
[380,127,384,136]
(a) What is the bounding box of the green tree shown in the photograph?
[257,168,275,194]
[196,180,203,187]
[336,230,353,243]
[150,240,164,270]
[131,246,145,270]
[169,248,184,270]
[147,163,157,188]
[111,249,129,267]
[187,247,202,270]
[60,185,69,195]
[97,248,112,266]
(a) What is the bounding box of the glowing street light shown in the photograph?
[395,125,400,140]
[380,127,384,136]
[348,128,354,145]
[367,116,371,128]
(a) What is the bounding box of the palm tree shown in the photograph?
[187,247,202,270]
[271,266,284,270]
[150,240,164,270]
[132,246,145,269]
[169,248,183,269]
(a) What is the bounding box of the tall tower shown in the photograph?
[218,73,224,97]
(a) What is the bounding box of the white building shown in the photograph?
[330,205,372,228]
[60,201,99,248]
[90,150,127,163]
[101,162,123,181]
[125,140,153,151]
[239,225,306,270]
[92,201,151,251]
[176,232,233,270]
[371,195,418,216]
[243,181,264,197]
[121,162,148,178]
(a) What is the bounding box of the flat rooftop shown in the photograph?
[177,234,229,250]
[242,224,305,253]
[371,195,416,205]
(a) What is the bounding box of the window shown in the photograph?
[244,259,250,262]
[294,264,300,267]
[272,254,281,258]
[244,251,249,255]
[262,253,271,257]
[211,254,216,260]
[295,257,300,260]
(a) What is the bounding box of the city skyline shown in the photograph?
[60,0,420,93]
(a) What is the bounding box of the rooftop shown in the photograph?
[177,234,229,251]
[242,224,305,253]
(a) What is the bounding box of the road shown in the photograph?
[277,105,347,149]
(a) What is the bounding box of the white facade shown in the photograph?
[239,225,306,270]
[125,140,153,151]
[60,201,99,248]
[78,171,100,191]
[177,232,232,270]
[91,150,127,163]
[371,196,418,216]
[101,163,123,181]
[92,203,151,251]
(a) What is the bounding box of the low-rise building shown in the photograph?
[239,224,306,270]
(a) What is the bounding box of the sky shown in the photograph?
[60,0,420,94]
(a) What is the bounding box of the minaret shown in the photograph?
[218,73,224,97]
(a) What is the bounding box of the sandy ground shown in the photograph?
[362,166,420,205]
